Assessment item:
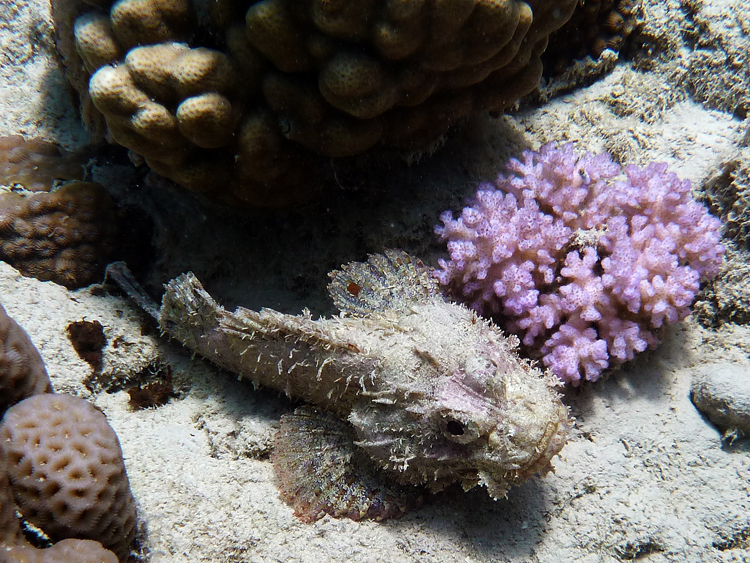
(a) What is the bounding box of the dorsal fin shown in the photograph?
[221,306,363,355]
[328,250,443,316]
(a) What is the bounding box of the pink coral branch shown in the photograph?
[435,142,724,384]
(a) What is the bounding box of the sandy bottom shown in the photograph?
[1,0,749,561]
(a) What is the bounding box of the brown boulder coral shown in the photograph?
[52,0,577,207]
[0,394,137,562]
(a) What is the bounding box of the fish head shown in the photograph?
[349,348,572,498]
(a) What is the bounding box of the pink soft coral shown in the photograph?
[435,142,724,384]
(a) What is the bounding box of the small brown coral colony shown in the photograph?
[0,182,120,289]
[0,136,84,193]
[0,308,133,562]
[53,0,577,206]
[0,394,136,562]
[0,136,121,289]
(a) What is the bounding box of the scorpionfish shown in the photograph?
[154,250,572,522]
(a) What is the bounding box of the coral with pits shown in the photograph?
[0,303,52,417]
[435,143,724,384]
[0,136,84,193]
[0,310,127,562]
[52,0,578,207]
[0,394,137,562]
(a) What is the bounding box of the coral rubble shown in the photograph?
[52,0,578,206]
[436,142,724,384]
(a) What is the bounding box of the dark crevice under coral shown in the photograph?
[541,0,641,78]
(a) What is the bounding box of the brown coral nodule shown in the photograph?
[0,136,85,193]
[0,303,52,417]
[0,182,120,289]
[66,320,107,369]
[52,0,578,207]
[0,394,136,562]
[127,366,175,410]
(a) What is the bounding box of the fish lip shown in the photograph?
[515,407,573,479]
[482,402,573,479]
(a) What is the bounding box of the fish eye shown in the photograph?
[445,420,465,436]
[441,417,479,444]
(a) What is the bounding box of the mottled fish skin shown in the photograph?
[159,251,572,507]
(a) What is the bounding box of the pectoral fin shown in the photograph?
[271,405,423,522]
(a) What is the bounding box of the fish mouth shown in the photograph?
[483,402,573,489]
[518,407,573,477]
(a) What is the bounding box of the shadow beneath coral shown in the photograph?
[34,50,90,147]
[562,322,692,421]
[93,114,530,316]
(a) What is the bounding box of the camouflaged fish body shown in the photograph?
[158,251,572,521]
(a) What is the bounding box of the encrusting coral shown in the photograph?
[52,0,578,206]
[435,143,724,384]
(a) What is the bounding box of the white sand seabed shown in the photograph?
[1,0,750,561]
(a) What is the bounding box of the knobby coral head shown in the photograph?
[435,142,725,385]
